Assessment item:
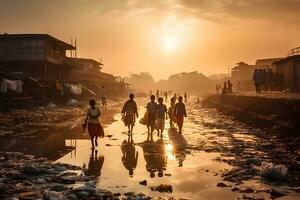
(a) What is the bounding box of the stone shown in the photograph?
[139,180,147,186]
[51,184,68,192]
[23,166,45,175]
[216,182,230,187]
[42,191,65,200]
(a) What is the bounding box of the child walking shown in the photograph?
[83,99,105,149]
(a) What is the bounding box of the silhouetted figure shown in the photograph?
[121,93,139,133]
[87,149,104,176]
[147,95,157,135]
[253,69,262,94]
[83,99,105,149]
[184,92,187,103]
[156,89,159,99]
[174,96,187,134]
[222,82,227,95]
[156,97,168,138]
[121,136,138,176]
[164,91,168,102]
[227,80,233,93]
[168,97,176,128]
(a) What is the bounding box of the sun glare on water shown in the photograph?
[163,36,178,51]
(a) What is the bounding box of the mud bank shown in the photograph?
[202,94,300,134]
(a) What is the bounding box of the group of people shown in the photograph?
[252,68,282,94]
[82,93,187,149]
[216,80,233,95]
[151,90,189,103]
[121,93,187,137]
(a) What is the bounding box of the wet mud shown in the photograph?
[0,97,300,199]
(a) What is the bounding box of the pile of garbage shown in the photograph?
[0,151,185,200]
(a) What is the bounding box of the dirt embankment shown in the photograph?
[202,94,300,135]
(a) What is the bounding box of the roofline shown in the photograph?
[70,57,103,66]
[0,33,76,50]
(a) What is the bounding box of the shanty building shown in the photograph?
[69,57,129,96]
[273,47,300,92]
[0,33,77,81]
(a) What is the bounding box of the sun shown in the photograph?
[163,36,178,51]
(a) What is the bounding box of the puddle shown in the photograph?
[1,98,299,199]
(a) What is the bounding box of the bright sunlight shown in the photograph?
[163,36,178,51]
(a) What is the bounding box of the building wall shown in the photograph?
[0,38,46,61]
[276,59,295,90]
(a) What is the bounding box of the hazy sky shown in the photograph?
[1,0,300,80]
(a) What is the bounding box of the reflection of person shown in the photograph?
[121,136,138,176]
[83,99,105,149]
[141,137,167,178]
[168,128,187,167]
[87,149,104,176]
[121,93,138,133]
[174,96,187,134]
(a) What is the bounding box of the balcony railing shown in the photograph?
[287,47,300,57]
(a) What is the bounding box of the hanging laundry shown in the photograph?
[0,79,23,94]
[70,84,82,95]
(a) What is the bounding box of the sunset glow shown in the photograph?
[163,36,178,51]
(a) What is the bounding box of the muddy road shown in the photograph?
[1,97,299,199]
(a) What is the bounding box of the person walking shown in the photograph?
[253,69,262,94]
[222,82,227,95]
[184,92,187,103]
[174,96,187,134]
[155,97,168,138]
[168,97,176,128]
[147,95,158,135]
[121,93,139,134]
[83,99,105,149]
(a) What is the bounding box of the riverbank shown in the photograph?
[202,92,300,135]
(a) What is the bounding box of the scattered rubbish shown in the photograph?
[150,184,173,193]
[261,162,288,181]
[47,103,57,108]
[66,99,81,107]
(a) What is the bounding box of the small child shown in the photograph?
[155,97,168,138]
[174,96,187,134]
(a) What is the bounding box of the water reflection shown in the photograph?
[86,149,104,176]
[121,133,138,176]
[168,128,188,167]
[141,135,167,178]
[0,132,75,160]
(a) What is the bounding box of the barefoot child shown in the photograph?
[174,96,187,134]
[83,99,105,149]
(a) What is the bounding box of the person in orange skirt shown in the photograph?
[174,96,187,134]
[83,99,105,149]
